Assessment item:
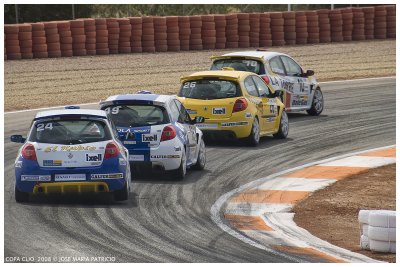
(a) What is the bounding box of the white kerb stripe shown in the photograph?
[255,177,337,192]
[318,156,396,168]
[225,202,293,216]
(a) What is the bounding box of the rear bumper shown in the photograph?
[198,119,252,139]
[33,182,110,194]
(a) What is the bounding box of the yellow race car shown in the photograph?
[177,70,288,146]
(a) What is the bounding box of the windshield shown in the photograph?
[179,79,241,100]
[104,105,169,127]
[211,59,263,74]
[29,119,111,144]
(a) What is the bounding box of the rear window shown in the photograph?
[179,79,241,100]
[29,119,111,145]
[211,59,263,75]
[104,105,169,127]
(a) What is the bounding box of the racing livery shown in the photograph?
[177,70,289,146]
[11,108,131,203]
[99,93,206,179]
[210,50,324,115]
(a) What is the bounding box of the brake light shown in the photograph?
[104,142,120,159]
[161,125,176,142]
[233,98,248,113]
[21,144,37,160]
[262,76,270,85]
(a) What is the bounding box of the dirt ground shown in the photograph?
[293,164,396,263]
[4,39,395,111]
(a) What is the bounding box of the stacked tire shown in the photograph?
[95,18,109,55]
[83,19,96,55]
[214,15,226,49]
[317,9,331,43]
[142,17,155,52]
[153,17,168,52]
[106,18,119,54]
[295,11,308,44]
[283,11,296,45]
[259,13,272,47]
[189,16,203,50]
[117,18,131,53]
[386,5,396,38]
[167,16,180,51]
[5,25,21,60]
[249,13,261,47]
[129,17,142,53]
[352,8,365,41]
[270,12,285,46]
[44,22,61,58]
[237,13,250,48]
[341,8,353,41]
[201,15,216,50]
[58,21,73,57]
[18,24,33,59]
[362,7,375,40]
[374,6,387,39]
[70,20,86,56]
[178,16,191,51]
[32,23,48,58]
[306,11,319,44]
[329,9,344,42]
[225,14,239,48]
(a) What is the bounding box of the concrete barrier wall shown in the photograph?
[4,5,396,60]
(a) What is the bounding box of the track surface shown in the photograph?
[4,77,395,262]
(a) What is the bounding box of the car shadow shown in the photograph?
[132,168,211,185]
[204,136,294,151]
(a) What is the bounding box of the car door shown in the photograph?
[251,75,278,133]
[280,55,312,111]
[243,76,266,130]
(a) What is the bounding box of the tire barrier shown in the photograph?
[358,210,396,254]
[4,5,395,60]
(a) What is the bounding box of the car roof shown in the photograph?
[100,93,174,107]
[35,109,107,119]
[181,70,252,82]
[219,51,286,61]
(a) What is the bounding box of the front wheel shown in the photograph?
[246,118,260,146]
[192,138,206,170]
[273,110,289,139]
[307,88,324,116]
[15,186,29,203]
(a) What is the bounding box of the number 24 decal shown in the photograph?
[36,123,53,131]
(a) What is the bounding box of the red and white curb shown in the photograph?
[211,145,395,263]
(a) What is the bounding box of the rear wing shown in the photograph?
[210,55,265,62]
[99,99,166,109]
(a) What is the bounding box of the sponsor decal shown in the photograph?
[45,145,96,152]
[212,107,226,115]
[54,174,86,181]
[267,117,276,122]
[186,109,197,115]
[196,123,218,129]
[150,155,181,159]
[281,80,294,93]
[129,155,144,161]
[221,121,249,127]
[268,99,276,105]
[21,175,51,182]
[245,112,252,118]
[123,141,136,145]
[68,153,73,159]
[119,158,127,165]
[15,161,22,168]
[64,160,79,164]
[85,153,102,162]
[142,133,158,142]
[175,147,182,152]
[292,95,308,106]
[91,173,123,180]
[43,160,62,166]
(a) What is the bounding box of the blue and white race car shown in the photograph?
[99,93,206,179]
[11,108,131,202]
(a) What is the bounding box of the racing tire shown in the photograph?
[172,148,187,180]
[307,87,324,116]
[192,138,206,170]
[15,186,29,203]
[273,110,289,139]
[246,118,260,146]
[114,180,129,202]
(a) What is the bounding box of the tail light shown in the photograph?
[262,76,270,85]
[233,98,248,113]
[104,142,120,159]
[161,125,176,142]
[22,144,37,160]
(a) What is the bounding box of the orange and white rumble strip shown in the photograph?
[211,145,395,263]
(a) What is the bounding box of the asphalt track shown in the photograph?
[4,77,395,262]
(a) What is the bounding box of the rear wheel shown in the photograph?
[15,186,29,203]
[307,88,324,116]
[192,138,206,170]
[246,117,260,146]
[114,179,129,201]
[173,148,187,180]
[273,110,289,139]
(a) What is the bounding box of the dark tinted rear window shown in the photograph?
[179,79,241,100]
[104,105,169,127]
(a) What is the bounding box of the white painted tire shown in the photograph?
[360,235,369,250]
[360,223,369,237]
[369,239,396,253]
[368,226,396,242]
[358,210,370,224]
[368,210,396,228]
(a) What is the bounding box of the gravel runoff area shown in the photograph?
[293,164,396,263]
[4,39,395,111]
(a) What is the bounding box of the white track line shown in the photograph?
[5,76,395,115]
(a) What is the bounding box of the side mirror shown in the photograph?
[304,70,314,77]
[192,116,205,124]
[11,135,26,143]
